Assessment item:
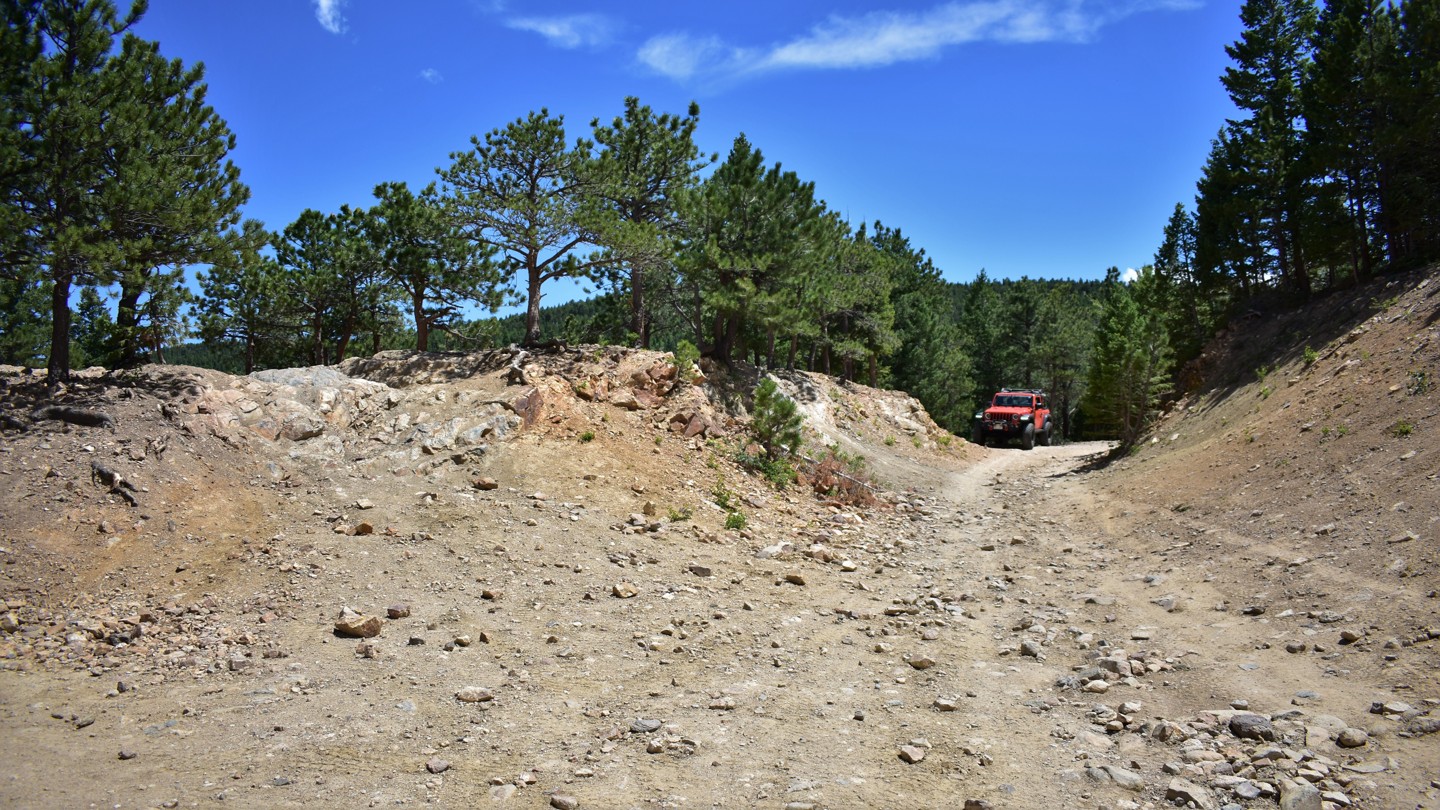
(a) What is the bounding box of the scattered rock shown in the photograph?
[1336,727,1369,748]
[612,582,639,598]
[425,757,450,774]
[333,608,382,638]
[455,686,494,703]
[1166,777,1218,810]
[898,745,926,764]
[1229,713,1277,741]
[1278,777,1322,810]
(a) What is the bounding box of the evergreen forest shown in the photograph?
[3,0,1437,446]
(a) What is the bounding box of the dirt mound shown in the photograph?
[1,287,1437,809]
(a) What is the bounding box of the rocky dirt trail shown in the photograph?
[1,313,1437,809]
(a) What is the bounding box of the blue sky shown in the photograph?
[132,0,1243,299]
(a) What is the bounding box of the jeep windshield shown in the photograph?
[993,395,1031,408]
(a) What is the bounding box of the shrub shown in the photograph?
[807,446,877,507]
[752,378,803,460]
[1302,346,1318,366]
[579,430,595,442]
[1409,370,1430,396]
[667,506,693,522]
[735,449,798,489]
[711,476,734,510]
[673,340,701,380]
[724,511,747,531]
[1388,420,1414,438]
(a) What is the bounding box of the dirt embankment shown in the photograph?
[0,268,1436,810]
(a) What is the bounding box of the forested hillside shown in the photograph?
[4,0,1437,445]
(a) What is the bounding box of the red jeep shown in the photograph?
[972,388,1053,450]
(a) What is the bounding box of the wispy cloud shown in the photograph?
[313,0,347,35]
[507,13,618,49]
[639,0,1199,81]
[419,68,444,84]
[637,34,749,81]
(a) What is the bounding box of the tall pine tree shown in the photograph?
[2,0,246,382]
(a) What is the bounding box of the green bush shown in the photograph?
[1302,346,1318,366]
[579,430,595,442]
[673,340,701,379]
[711,476,734,510]
[735,450,797,489]
[724,511,747,531]
[752,378,803,460]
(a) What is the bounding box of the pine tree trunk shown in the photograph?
[523,264,543,347]
[336,312,354,362]
[630,267,648,348]
[313,314,326,366]
[413,289,429,352]
[115,282,143,368]
[48,274,73,385]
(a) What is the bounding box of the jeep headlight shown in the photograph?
[974,412,983,421]
[1020,414,1032,421]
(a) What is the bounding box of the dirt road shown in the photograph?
[1,388,1434,810]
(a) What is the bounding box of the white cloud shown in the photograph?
[637,34,751,80]
[314,0,347,35]
[507,14,617,49]
[639,0,1200,81]
[1121,267,1140,284]
[419,68,444,84]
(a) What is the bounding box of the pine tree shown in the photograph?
[197,219,282,373]
[2,0,247,383]
[273,209,345,366]
[1379,0,1440,262]
[871,222,972,431]
[1195,129,1268,297]
[70,284,113,368]
[1220,0,1319,295]
[0,275,48,367]
[959,270,1005,407]
[1152,203,1216,364]
[1034,284,1094,440]
[751,377,803,460]
[367,181,503,351]
[677,134,822,365]
[583,98,708,348]
[438,110,598,347]
[1305,0,1387,284]
[1086,268,1172,448]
